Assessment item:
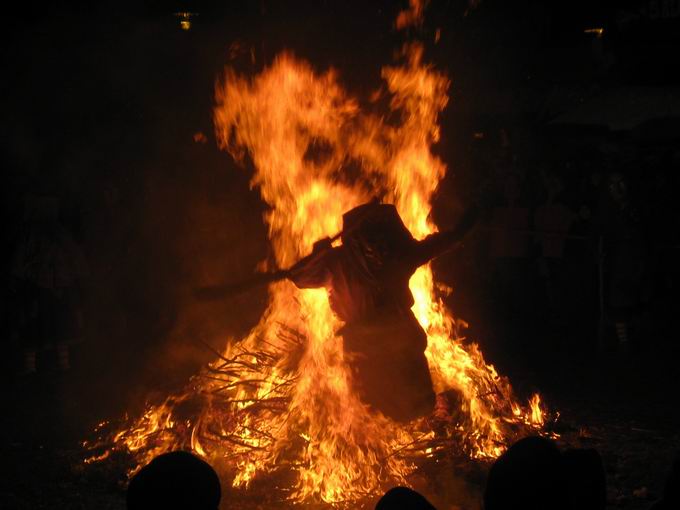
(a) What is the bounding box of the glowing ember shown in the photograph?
[84,11,549,506]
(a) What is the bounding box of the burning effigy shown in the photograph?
[85,1,547,506]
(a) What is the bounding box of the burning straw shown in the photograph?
[84,8,549,506]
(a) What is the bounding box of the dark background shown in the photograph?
[1,1,679,508]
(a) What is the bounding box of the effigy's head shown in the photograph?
[341,201,414,268]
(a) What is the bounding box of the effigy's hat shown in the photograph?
[341,200,413,247]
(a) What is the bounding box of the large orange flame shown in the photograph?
[88,39,547,507]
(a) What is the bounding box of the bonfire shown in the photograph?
[85,1,547,506]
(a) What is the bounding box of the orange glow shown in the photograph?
[174,11,196,31]
[396,0,429,30]
[87,19,549,506]
[584,27,604,38]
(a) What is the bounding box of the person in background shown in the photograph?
[564,204,598,350]
[10,195,88,374]
[594,172,645,352]
[534,172,575,338]
[487,173,534,352]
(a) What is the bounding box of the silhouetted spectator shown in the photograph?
[376,486,437,510]
[535,173,574,260]
[649,454,680,510]
[10,194,88,373]
[126,451,221,510]
[489,173,531,260]
[534,173,575,338]
[564,204,598,349]
[642,156,678,309]
[594,172,645,351]
[483,436,570,510]
[563,448,606,510]
[487,173,535,351]
[584,172,604,213]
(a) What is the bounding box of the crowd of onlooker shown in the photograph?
[125,437,680,509]
[451,140,680,357]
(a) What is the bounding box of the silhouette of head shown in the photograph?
[563,448,606,510]
[342,201,414,269]
[484,436,570,510]
[376,486,437,510]
[126,451,221,510]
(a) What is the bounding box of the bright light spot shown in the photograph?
[174,11,197,31]
[584,27,604,38]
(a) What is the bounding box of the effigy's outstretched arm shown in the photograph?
[193,238,334,301]
[412,203,481,266]
[287,237,334,289]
